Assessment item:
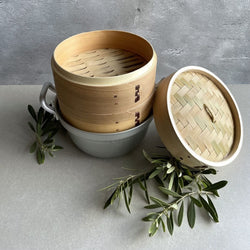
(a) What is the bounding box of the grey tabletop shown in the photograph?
[0,85,249,250]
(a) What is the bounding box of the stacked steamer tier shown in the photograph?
[51,30,157,133]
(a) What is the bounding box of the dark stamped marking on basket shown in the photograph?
[135,112,140,126]
[135,85,140,103]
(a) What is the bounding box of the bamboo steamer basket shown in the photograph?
[60,90,154,133]
[153,66,243,167]
[51,30,157,133]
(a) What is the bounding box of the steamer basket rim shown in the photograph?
[52,30,157,86]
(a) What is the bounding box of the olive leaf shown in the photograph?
[167,212,174,235]
[160,217,166,232]
[128,180,133,205]
[123,188,131,213]
[103,189,117,209]
[207,195,218,219]
[142,213,159,223]
[149,169,162,179]
[158,186,182,198]
[187,199,195,228]
[201,168,217,175]
[144,204,162,209]
[149,221,158,237]
[150,196,169,207]
[28,105,37,121]
[168,172,175,190]
[143,176,150,204]
[177,201,184,226]
[199,195,219,222]
[203,180,228,192]
[190,196,202,207]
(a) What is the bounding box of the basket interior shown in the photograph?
[54,31,153,78]
[62,48,147,77]
[170,71,234,162]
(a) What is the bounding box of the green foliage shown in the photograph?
[187,199,195,228]
[27,105,63,164]
[102,150,228,237]
[177,201,184,226]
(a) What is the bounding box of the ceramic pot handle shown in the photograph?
[39,82,58,119]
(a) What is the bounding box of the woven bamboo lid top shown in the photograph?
[170,71,234,162]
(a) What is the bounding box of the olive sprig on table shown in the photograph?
[27,105,63,164]
[103,150,227,237]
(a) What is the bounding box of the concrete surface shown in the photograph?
[0,84,249,250]
[0,0,250,85]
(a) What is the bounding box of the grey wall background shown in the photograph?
[0,0,249,85]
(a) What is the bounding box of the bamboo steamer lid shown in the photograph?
[153,66,243,167]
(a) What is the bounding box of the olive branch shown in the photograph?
[103,150,227,236]
[27,105,63,164]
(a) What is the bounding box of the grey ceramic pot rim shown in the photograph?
[55,101,153,141]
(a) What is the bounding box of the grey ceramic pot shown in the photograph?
[40,82,153,158]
